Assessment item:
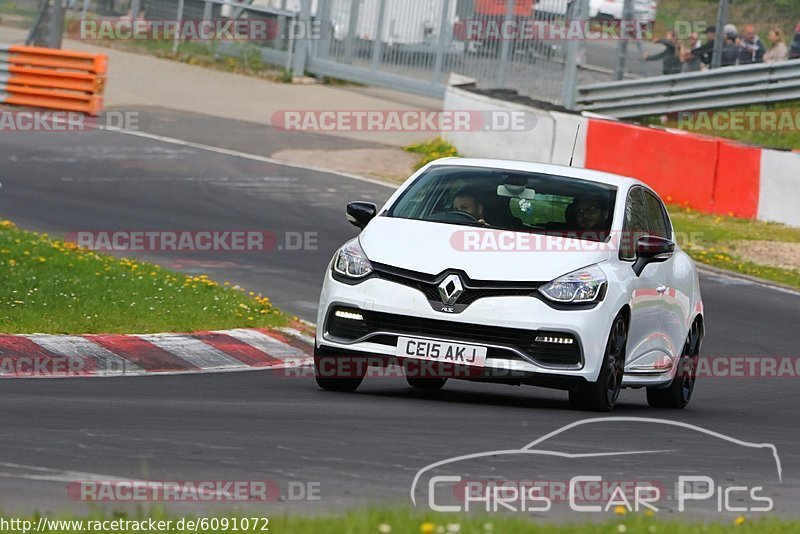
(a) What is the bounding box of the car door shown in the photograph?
[643,190,688,359]
[621,187,670,367]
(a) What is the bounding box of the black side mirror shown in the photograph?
[633,235,675,277]
[346,202,378,230]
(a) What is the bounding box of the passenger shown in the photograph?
[570,196,609,232]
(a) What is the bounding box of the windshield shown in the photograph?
[387,165,617,242]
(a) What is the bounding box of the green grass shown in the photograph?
[0,220,287,334]
[638,101,800,151]
[0,0,37,27]
[0,508,795,533]
[668,206,800,288]
[61,18,292,82]
[405,138,461,170]
[0,0,38,17]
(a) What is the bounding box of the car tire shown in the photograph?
[314,347,367,393]
[647,320,702,409]
[569,314,627,412]
[406,376,448,391]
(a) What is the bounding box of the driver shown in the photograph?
[452,188,488,225]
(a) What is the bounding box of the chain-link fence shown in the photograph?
[56,0,599,106]
[309,0,578,104]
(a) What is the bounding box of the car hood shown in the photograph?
[359,217,612,282]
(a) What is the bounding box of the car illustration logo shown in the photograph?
[438,274,464,305]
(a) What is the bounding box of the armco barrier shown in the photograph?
[0,44,106,116]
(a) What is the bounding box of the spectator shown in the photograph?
[789,22,800,59]
[682,32,703,72]
[645,31,683,75]
[689,25,717,68]
[721,25,740,66]
[765,27,789,63]
[737,24,766,64]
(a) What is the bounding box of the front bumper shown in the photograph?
[317,269,632,385]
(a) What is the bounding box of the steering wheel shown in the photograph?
[445,210,479,223]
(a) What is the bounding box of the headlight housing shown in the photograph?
[332,239,373,279]
[539,264,607,303]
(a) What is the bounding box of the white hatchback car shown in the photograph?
[315,159,704,411]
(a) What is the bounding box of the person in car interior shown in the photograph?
[571,195,609,232]
[452,188,488,226]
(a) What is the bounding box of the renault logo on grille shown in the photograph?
[438,274,464,306]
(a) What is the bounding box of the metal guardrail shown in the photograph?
[577,60,800,118]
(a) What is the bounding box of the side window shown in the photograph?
[621,188,649,261]
[643,191,672,239]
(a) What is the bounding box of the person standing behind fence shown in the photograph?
[688,26,716,70]
[682,32,703,72]
[720,24,740,67]
[789,22,800,59]
[738,24,766,64]
[645,31,683,75]
[765,28,789,62]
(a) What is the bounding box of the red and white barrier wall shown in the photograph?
[444,86,799,227]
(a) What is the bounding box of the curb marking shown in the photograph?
[0,329,312,378]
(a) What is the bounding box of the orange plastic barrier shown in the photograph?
[1,45,106,116]
[6,45,107,75]
[585,119,762,218]
[4,87,103,116]
[6,65,103,93]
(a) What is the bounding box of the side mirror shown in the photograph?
[633,235,675,277]
[346,202,378,230]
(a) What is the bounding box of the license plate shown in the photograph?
[395,337,487,367]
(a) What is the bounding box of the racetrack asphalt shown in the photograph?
[0,109,798,520]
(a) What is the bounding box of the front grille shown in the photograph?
[326,308,582,367]
[372,263,541,309]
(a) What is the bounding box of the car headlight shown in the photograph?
[332,239,373,279]
[539,264,607,303]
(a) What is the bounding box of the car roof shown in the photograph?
[428,158,643,190]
